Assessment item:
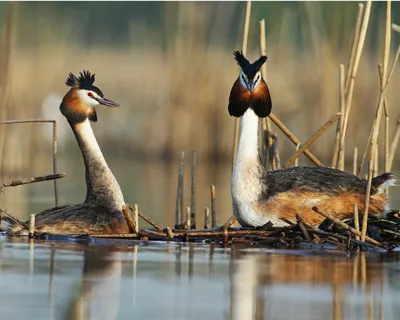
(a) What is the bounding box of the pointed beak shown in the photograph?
[247,80,254,93]
[95,96,121,108]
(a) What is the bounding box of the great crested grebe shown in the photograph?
[229,50,396,228]
[6,71,130,235]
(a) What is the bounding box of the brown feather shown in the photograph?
[228,78,272,118]
[251,79,272,117]
[228,78,251,117]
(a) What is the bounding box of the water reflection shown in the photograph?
[0,238,400,319]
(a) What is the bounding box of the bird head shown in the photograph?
[60,70,120,123]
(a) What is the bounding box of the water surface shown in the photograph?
[1,237,400,320]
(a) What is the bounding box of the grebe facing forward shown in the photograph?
[6,71,130,235]
[229,51,396,228]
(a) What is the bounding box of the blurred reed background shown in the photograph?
[1,1,400,226]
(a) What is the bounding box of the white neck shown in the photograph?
[231,108,266,227]
[236,109,260,164]
[71,119,125,210]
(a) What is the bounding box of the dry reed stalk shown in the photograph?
[353,203,360,240]
[204,207,211,229]
[2,173,66,188]
[133,204,139,233]
[338,1,372,166]
[0,119,60,206]
[175,151,184,227]
[392,23,400,33]
[190,150,196,229]
[361,0,391,243]
[353,147,358,175]
[126,203,162,231]
[374,144,379,177]
[357,128,373,176]
[259,18,274,171]
[210,184,216,227]
[337,65,346,170]
[294,144,300,166]
[185,206,191,230]
[232,0,252,167]
[269,113,322,166]
[283,113,341,168]
[122,205,136,233]
[384,103,390,174]
[29,214,35,238]
[388,116,400,171]
[311,207,381,247]
[273,133,281,168]
[0,208,28,229]
[221,215,237,229]
[332,64,346,168]
[344,4,364,96]
[166,227,174,239]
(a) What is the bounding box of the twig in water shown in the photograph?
[269,113,322,166]
[210,185,217,228]
[283,113,341,168]
[127,203,162,231]
[29,214,35,238]
[166,227,174,239]
[353,203,360,241]
[122,205,136,233]
[190,150,196,229]
[221,215,237,230]
[296,214,311,241]
[312,206,381,247]
[0,208,28,230]
[204,207,211,229]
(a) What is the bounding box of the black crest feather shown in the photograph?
[65,70,104,97]
[233,50,268,78]
[65,70,96,89]
[233,51,250,70]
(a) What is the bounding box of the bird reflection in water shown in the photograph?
[63,245,124,320]
[228,250,390,320]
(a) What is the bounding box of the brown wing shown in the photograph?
[251,79,272,117]
[228,78,251,117]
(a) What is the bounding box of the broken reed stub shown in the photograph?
[29,214,36,238]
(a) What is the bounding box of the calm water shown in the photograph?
[1,237,400,320]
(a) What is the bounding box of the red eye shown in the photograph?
[87,92,93,97]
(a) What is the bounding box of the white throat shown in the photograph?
[231,108,266,227]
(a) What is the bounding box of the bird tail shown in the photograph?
[371,173,397,193]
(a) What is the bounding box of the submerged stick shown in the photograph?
[232,0,252,167]
[312,207,381,247]
[29,214,35,238]
[269,113,322,166]
[210,185,217,228]
[190,150,196,229]
[283,113,341,168]
[2,173,66,187]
